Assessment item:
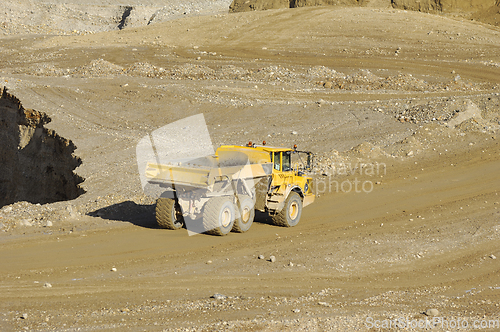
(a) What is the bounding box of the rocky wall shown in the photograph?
[0,87,84,207]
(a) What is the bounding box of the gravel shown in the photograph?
[16,62,495,97]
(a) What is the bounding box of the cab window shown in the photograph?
[282,151,291,172]
[273,152,280,171]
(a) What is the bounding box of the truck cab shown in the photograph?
[259,145,315,210]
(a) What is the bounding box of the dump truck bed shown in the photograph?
[146,146,273,189]
[146,162,272,189]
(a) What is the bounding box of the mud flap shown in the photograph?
[303,194,315,208]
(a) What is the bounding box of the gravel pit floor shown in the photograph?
[0,5,499,331]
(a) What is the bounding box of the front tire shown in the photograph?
[203,196,235,236]
[156,198,184,230]
[232,195,255,233]
[272,192,302,227]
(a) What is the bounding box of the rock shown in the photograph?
[318,302,332,307]
[21,313,28,319]
[424,308,440,317]
[258,255,265,260]
[111,267,117,272]
[44,282,52,288]
[45,220,53,227]
[291,131,298,135]
[269,255,276,263]
[3,206,12,212]
[210,293,227,300]
[289,262,294,267]
[448,100,482,127]
[67,205,79,219]
[292,309,300,313]
[490,254,497,260]
[19,219,33,227]
[206,260,213,264]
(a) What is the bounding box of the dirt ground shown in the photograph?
[0,3,500,331]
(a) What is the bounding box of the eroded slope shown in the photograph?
[0,87,84,207]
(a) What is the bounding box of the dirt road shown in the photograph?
[1,134,499,331]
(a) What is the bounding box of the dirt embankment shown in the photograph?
[470,0,500,26]
[229,0,500,27]
[0,87,84,208]
[391,0,493,13]
[0,0,233,35]
[229,0,363,13]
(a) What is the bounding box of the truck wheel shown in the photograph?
[156,198,184,230]
[272,192,302,227]
[232,195,255,233]
[203,196,235,236]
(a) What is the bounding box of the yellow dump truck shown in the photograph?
[145,142,315,235]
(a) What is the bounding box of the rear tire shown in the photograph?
[156,198,184,230]
[272,192,302,227]
[203,196,235,236]
[232,195,255,233]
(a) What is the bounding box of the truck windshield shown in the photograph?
[282,151,291,172]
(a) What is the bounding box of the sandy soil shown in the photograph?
[0,4,499,331]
